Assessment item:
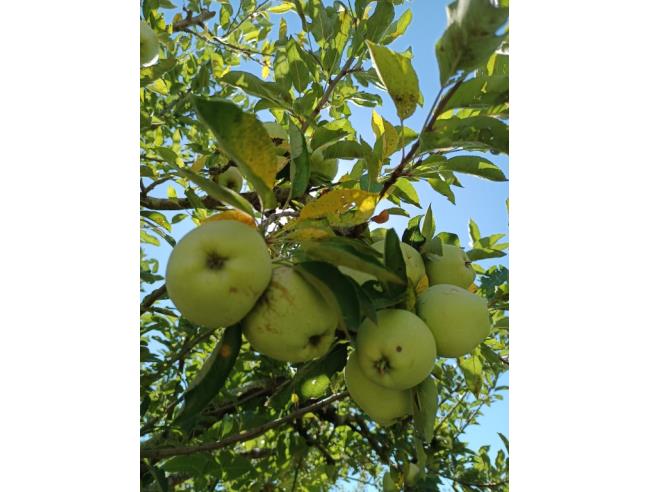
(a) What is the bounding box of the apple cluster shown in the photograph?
[164,219,491,428]
[341,241,490,426]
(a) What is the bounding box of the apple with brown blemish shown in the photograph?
[165,220,272,328]
[355,309,437,390]
[242,266,337,362]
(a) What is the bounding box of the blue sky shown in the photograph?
[145,1,508,488]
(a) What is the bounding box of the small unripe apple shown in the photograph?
[140,21,160,67]
[217,167,243,192]
[344,351,412,426]
[356,309,437,390]
[242,266,337,362]
[165,221,272,328]
[416,284,491,357]
[422,243,475,288]
[309,147,338,184]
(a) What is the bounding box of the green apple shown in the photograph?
[356,309,437,390]
[242,266,337,362]
[217,167,243,192]
[422,243,475,288]
[165,221,272,328]
[140,21,160,67]
[339,240,427,288]
[309,147,338,184]
[416,284,491,358]
[373,240,427,288]
[344,351,412,426]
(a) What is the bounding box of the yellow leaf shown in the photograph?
[202,210,257,229]
[366,41,420,120]
[261,62,270,80]
[371,111,399,158]
[468,283,478,293]
[299,190,379,227]
[286,227,334,241]
[415,274,429,294]
[193,98,277,209]
[191,155,208,172]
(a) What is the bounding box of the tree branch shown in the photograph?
[378,75,467,199]
[172,9,217,33]
[140,284,167,315]
[140,391,348,459]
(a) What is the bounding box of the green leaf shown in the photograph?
[419,116,509,155]
[468,219,481,243]
[193,97,277,209]
[413,377,439,443]
[435,0,509,84]
[365,1,395,43]
[288,122,310,198]
[311,127,347,151]
[172,165,255,216]
[402,215,425,249]
[174,324,243,431]
[458,350,483,397]
[443,155,507,181]
[286,39,311,93]
[391,177,420,207]
[366,41,421,120]
[382,8,412,45]
[268,2,294,13]
[219,71,292,109]
[161,454,217,476]
[498,432,509,452]
[296,261,362,333]
[427,177,456,204]
[301,237,404,285]
[141,211,171,232]
[322,140,370,160]
[422,205,435,240]
[148,464,169,492]
[467,248,507,261]
[435,232,461,247]
[445,75,508,112]
[383,228,407,296]
[141,230,160,246]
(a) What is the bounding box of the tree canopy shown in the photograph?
[140,0,509,490]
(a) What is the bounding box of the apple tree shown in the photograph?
[140,0,509,490]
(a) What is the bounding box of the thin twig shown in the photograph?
[140,391,348,459]
[140,284,167,315]
[172,9,216,33]
[378,75,467,199]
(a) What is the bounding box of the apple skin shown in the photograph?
[339,240,427,288]
[165,221,272,328]
[140,21,160,67]
[242,266,337,362]
[416,284,491,358]
[309,147,338,184]
[422,243,475,289]
[217,167,243,192]
[356,309,437,390]
[344,351,412,426]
